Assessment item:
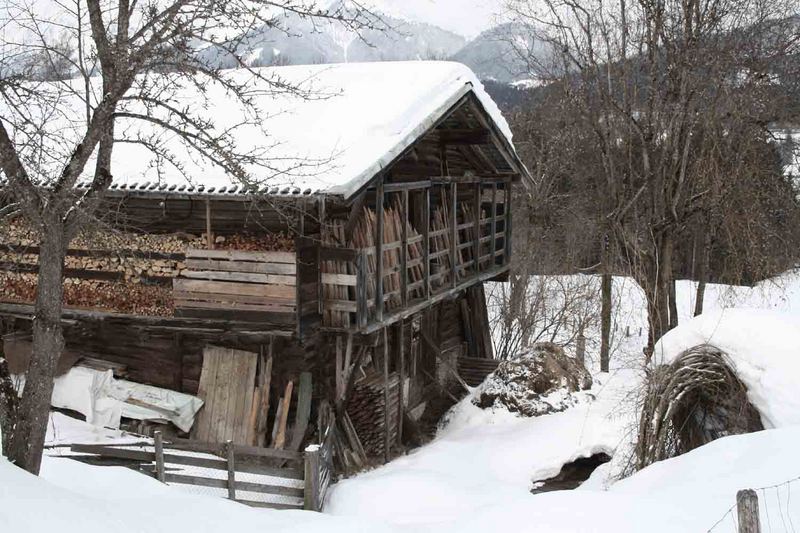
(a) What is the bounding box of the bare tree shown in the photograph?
[506,0,800,352]
[0,0,384,474]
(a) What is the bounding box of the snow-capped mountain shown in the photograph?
[197,6,466,68]
[452,22,551,84]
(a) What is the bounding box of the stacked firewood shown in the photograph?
[0,273,172,315]
[346,372,400,457]
[213,232,295,252]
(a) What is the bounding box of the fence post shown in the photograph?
[576,331,586,366]
[225,440,236,501]
[737,489,761,533]
[304,444,321,511]
[154,431,166,483]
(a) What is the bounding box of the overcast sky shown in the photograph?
[361,0,507,38]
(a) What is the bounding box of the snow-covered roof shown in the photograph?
[1,61,517,200]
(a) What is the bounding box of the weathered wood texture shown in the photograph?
[456,356,500,387]
[69,437,306,510]
[193,346,258,445]
[175,249,297,322]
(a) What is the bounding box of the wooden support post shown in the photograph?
[375,181,385,321]
[576,330,586,366]
[154,430,165,483]
[304,445,321,511]
[450,181,458,288]
[205,199,214,250]
[383,327,390,464]
[473,183,481,273]
[736,489,761,533]
[397,321,405,447]
[503,181,512,264]
[225,440,236,500]
[355,251,368,327]
[423,187,431,298]
[401,189,409,305]
[490,183,497,266]
[335,335,344,402]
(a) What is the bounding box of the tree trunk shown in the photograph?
[599,273,612,372]
[6,224,66,473]
[0,343,18,455]
[668,278,678,330]
[694,228,712,317]
[643,234,674,357]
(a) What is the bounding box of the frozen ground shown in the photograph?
[4,271,800,531]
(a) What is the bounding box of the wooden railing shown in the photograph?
[319,215,510,333]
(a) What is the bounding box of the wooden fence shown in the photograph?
[69,430,333,511]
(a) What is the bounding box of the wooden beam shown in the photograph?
[383,180,431,193]
[423,187,431,299]
[503,181,512,265]
[490,183,498,268]
[397,321,405,448]
[205,199,214,250]
[473,183,481,273]
[375,180,385,321]
[382,327,390,464]
[428,128,491,145]
[450,181,458,289]
[400,189,409,306]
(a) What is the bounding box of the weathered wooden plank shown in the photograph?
[182,270,296,285]
[237,499,303,510]
[173,290,295,307]
[174,299,295,314]
[164,473,304,497]
[174,278,295,299]
[185,259,296,275]
[320,273,358,286]
[289,372,312,451]
[186,249,296,263]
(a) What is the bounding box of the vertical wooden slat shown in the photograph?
[383,327,390,464]
[397,321,405,447]
[205,199,214,250]
[450,181,458,288]
[504,181,512,264]
[375,182,385,321]
[225,440,236,500]
[423,187,431,298]
[154,431,166,483]
[355,251,368,327]
[473,183,481,272]
[401,189,409,305]
[304,445,321,511]
[490,183,497,267]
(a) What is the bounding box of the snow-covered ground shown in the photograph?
[5,270,800,531]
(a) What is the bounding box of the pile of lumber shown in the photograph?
[0,273,172,315]
[346,372,400,457]
[349,203,425,312]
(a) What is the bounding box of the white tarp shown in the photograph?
[50,366,203,432]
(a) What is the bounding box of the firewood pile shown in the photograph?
[213,232,295,252]
[0,272,172,315]
[346,371,400,457]
[0,219,296,317]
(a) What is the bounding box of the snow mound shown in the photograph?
[473,343,592,417]
[653,308,800,428]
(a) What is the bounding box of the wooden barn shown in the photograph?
[0,62,528,494]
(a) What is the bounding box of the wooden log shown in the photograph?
[289,372,312,452]
[154,431,166,483]
[736,489,761,533]
[225,440,236,500]
[273,381,294,449]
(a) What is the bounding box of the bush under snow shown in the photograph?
[473,343,593,417]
